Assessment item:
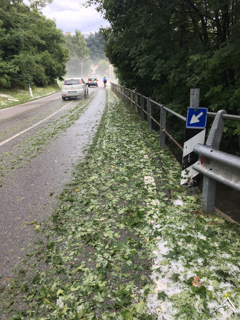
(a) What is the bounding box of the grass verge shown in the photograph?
[0,84,61,110]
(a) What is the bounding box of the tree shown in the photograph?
[0,0,69,88]
[65,30,89,58]
[97,59,108,76]
[86,31,106,64]
[29,0,53,10]
[64,30,90,78]
[86,0,240,152]
[86,0,240,108]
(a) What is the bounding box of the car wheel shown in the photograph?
[84,90,87,99]
[62,96,66,101]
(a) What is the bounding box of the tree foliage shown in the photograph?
[64,30,90,78]
[86,31,106,65]
[0,0,69,88]
[98,59,108,76]
[65,30,89,58]
[86,0,240,150]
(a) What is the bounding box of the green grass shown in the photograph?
[0,84,61,110]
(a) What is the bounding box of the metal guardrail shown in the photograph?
[193,144,240,191]
[193,110,240,213]
[111,83,240,214]
[111,83,186,150]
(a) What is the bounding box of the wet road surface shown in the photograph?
[0,87,106,279]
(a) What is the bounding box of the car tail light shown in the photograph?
[62,81,65,85]
[79,80,82,84]
[95,78,97,81]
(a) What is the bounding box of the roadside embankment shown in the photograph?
[0,85,61,110]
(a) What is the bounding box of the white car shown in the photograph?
[61,78,88,100]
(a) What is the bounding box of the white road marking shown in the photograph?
[0,101,74,147]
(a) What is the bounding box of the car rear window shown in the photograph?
[89,78,96,81]
[64,79,81,85]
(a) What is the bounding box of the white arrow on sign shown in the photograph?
[190,112,203,124]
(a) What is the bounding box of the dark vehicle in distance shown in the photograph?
[87,77,98,87]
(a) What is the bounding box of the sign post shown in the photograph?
[29,84,33,98]
[181,89,208,187]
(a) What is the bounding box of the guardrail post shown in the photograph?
[202,110,227,213]
[130,91,133,108]
[147,98,152,131]
[128,90,131,105]
[160,106,166,149]
[140,95,144,120]
[135,93,138,113]
[182,88,202,194]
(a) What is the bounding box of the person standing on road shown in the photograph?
[103,76,107,87]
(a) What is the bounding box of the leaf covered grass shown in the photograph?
[0,84,61,110]
[0,90,240,320]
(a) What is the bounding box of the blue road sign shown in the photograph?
[186,107,208,129]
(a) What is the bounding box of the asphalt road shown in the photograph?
[0,87,106,280]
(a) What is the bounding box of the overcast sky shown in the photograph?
[41,0,109,35]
